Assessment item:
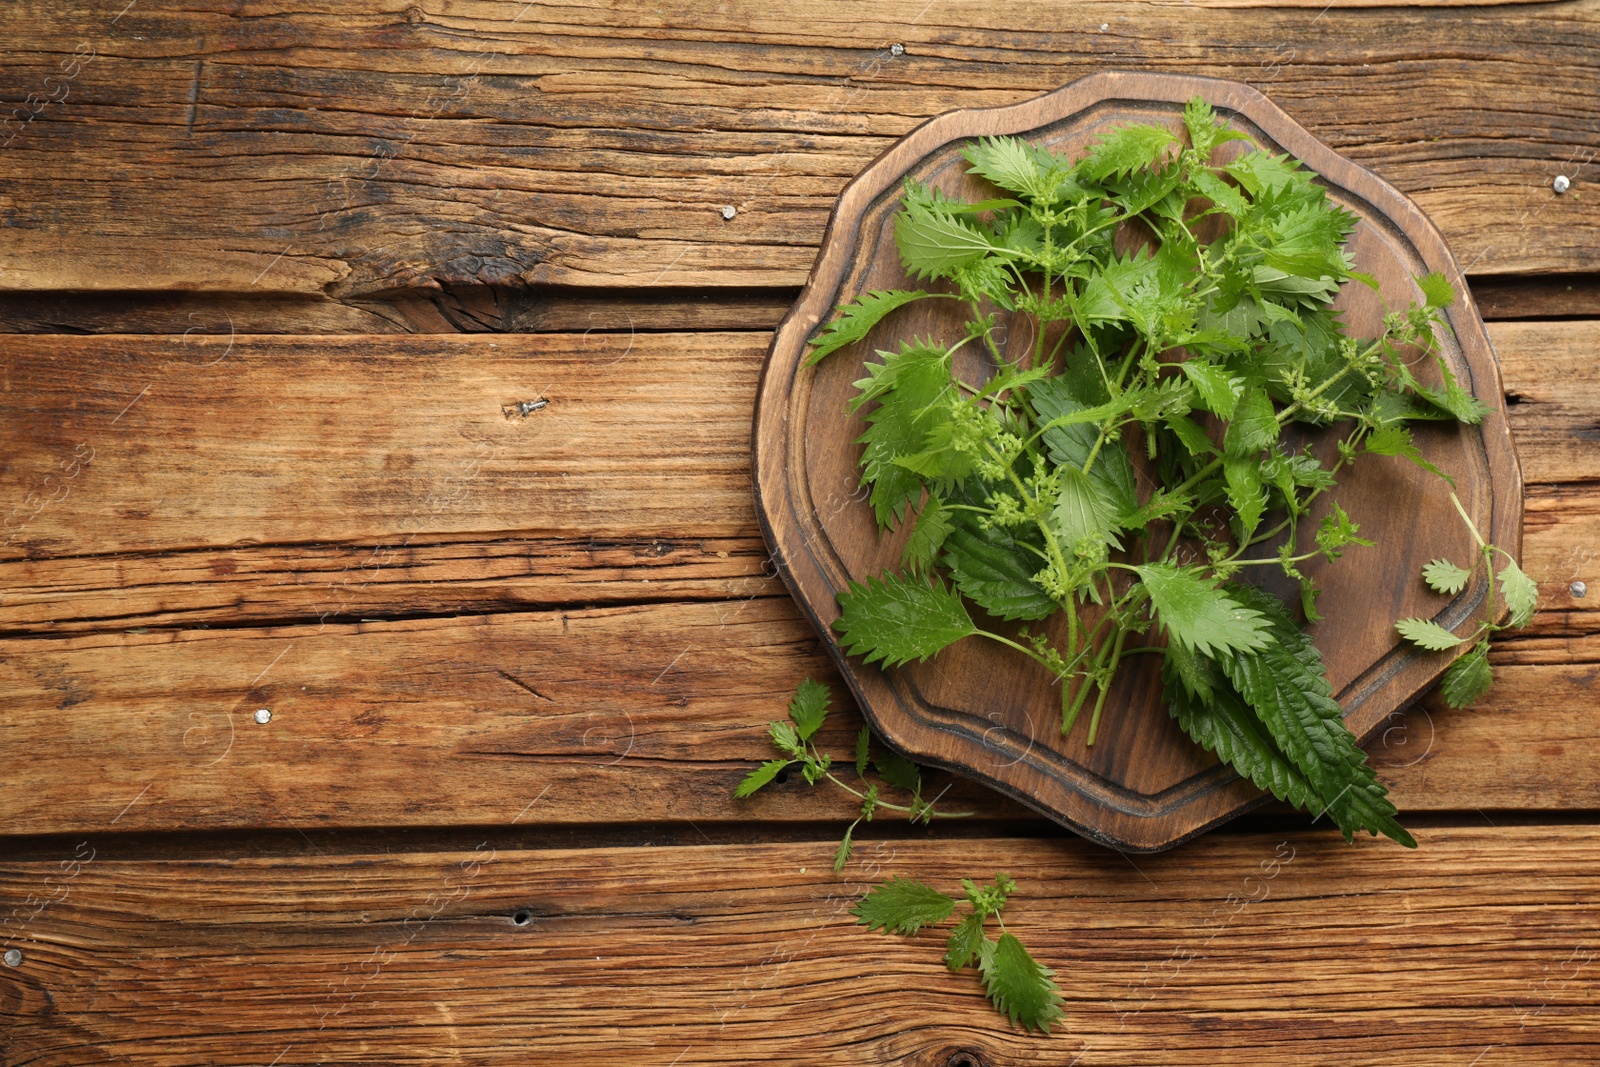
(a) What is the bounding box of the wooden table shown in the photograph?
[2,4,1596,1063]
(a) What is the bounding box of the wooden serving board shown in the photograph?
[751,71,1523,852]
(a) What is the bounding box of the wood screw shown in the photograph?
[1553,175,1570,194]
[890,43,904,56]
[720,205,737,220]
[1571,581,1588,598]
[254,708,272,724]
[3,949,21,967]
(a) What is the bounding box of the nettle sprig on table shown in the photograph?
[804,97,1524,849]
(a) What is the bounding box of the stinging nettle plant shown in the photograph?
[803,97,1533,850]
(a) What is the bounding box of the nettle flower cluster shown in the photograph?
[805,97,1519,848]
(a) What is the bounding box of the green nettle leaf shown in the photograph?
[1134,563,1271,658]
[834,571,979,667]
[1181,360,1245,419]
[854,726,871,778]
[833,824,855,873]
[903,493,955,573]
[734,759,792,799]
[941,516,1057,621]
[1440,638,1493,708]
[806,289,932,366]
[1498,559,1538,628]
[1422,558,1473,596]
[1220,586,1414,848]
[1315,501,1374,561]
[943,912,990,972]
[851,877,957,935]
[769,719,802,757]
[1162,658,1323,816]
[895,192,996,279]
[1414,360,1488,425]
[1364,423,1451,482]
[962,136,1053,201]
[1190,167,1250,220]
[852,341,953,528]
[980,933,1065,1034]
[1165,413,1218,457]
[873,752,922,794]
[1078,123,1178,182]
[1417,271,1456,309]
[1396,617,1464,651]
[1225,386,1279,456]
[1052,466,1124,553]
[1224,457,1267,537]
[787,677,832,741]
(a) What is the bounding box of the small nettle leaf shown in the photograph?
[1498,558,1538,628]
[1365,423,1452,482]
[1417,271,1456,309]
[1165,413,1219,457]
[1078,122,1178,182]
[805,289,932,366]
[734,759,792,799]
[1414,359,1488,426]
[1190,167,1251,220]
[1181,360,1245,419]
[1440,638,1493,709]
[944,912,990,972]
[962,136,1054,201]
[1396,617,1464,651]
[834,571,979,668]
[1315,501,1374,562]
[902,492,955,574]
[980,933,1065,1034]
[833,823,855,873]
[895,186,997,279]
[768,719,802,757]
[1225,386,1279,457]
[873,751,922,794]
[1134,563,1271,658]
[851,877,957,935]
[787,677,831,741]
[1223,456,1267,538]
[941,512,1058,622]
[1052,465,1124,554]
[1422,558,1472,596]
[854,726,871,779]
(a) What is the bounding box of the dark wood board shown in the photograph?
[753,72,1524,851]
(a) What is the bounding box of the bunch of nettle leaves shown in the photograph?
[741,98,1535,1032]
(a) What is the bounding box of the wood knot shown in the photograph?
[405,5,426,24]
[941,1050,987,1067]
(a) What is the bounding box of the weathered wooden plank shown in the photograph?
[0,593,1593,838]
[1471,275,1600,322]
[2,323,1596,633]
[1,1,1596,301]
[0,333,762,561]
[2,829,1597,1065]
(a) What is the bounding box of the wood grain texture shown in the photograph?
[3,829,1598,1065]
[0,0,1596,303]
[752,71,1523,850]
